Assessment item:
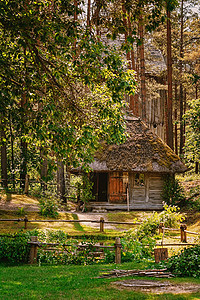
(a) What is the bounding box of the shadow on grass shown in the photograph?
[72,213,85,232]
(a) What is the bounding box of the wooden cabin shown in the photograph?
[86,116,187,211]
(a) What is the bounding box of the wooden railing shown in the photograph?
[158,222,200,245]
[1,218,200,241]
[0,216,141,232]
[28,236,122,264]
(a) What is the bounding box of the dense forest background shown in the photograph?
[0,0,199,201]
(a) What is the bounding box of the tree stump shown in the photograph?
[154,248,168,263]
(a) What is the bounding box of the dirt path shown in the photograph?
[75,212,118,230]
[0,194,39,212]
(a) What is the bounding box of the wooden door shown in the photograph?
[109,172,128,204]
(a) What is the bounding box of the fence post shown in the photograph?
[180,224,187,243]
[115,237,122,264]
[29,236,38,264]
[100,217,104,233]
[24,215,28,229]
[159,222,164,235]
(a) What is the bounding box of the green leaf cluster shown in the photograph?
[0,0,137,176]
[162,175,185,206]
[166,245,200,277]
[184,98,200,165]
[0,232,30,263]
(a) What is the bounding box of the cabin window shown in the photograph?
[134,173,145,187]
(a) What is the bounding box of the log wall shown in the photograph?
[129,173,164,209]
[92,172,164,210]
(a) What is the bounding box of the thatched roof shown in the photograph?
[90,117,187,173]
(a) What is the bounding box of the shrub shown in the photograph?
[80,174,94,207]
[166,245,200,277]
[39,196,59,218]
[120,204,184,263]
[159,203,185,228]
[162,175,185,206]
[38,241,103,265]
[121,233,156,262]
[0,233,30,263]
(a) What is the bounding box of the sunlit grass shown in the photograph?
[1,262,200,299]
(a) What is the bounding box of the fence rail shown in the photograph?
[159,223,200,244]
[1,217,200,239]
[0,216,141,232]
[28,236,121,264]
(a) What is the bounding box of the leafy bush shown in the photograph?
[162,175,185,205]
[81,174,94,205]
[39,196,59,218]
[120,204,184,263]
[0,233,30,263]
[38,241,103,265]
[121,234,156,262]
[159,203,185,228]
[166,245,200,277]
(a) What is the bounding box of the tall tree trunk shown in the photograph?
[179,0,184,156]
[87,0,91,29]
[195,83,198,173]
[128,13,139,116]
[139,15,146,121]
[122,3,131,67]
[20,139,27,190]
[20,48,28,190]
[40,149,48,191]
[65,167,70,203]
[57,161,66,203]
[195,162,199,174]
[174,82,178,155]
[9,113,15,190]
[166,9,174,149]
[0,119,8,189]
[93,0,101,38]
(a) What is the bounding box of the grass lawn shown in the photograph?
[1,262,200,300]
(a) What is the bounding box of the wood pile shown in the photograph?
[99,269,174,279]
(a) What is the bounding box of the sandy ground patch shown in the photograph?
[75,212,117,230]
[112,279,200,294]
[0,194,39,211]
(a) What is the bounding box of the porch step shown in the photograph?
[92,207,107,213]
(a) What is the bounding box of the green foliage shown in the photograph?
[0,232,30,263]
[39,196,59,218]
[80,174,94,205]
[121,233,156,262]
[120,204,184,262]
[159,203,185,227]
[16,207,26,216]
[38,241,103,266]
[0,0,137,177]
[184,98,200,166]
[162,175,185,205]
[166,245,200,278]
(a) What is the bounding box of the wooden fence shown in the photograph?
[0,216,141,232]
[28,236,122,264]
[1,217,200,242]
[1,218,200,264]
[158,222,200,245]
